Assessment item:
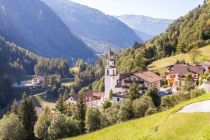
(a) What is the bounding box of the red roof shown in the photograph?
[134,71,162,83]
[171,64,205,75]
[71,90,102,103]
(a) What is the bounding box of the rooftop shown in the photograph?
[134,71,162,83]
[170,64,205,75]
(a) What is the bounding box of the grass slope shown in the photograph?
[67,93,210,140]
[148,45,210,73]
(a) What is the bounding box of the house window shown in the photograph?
[117,98,120,101]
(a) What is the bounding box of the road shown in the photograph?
[179,100,210,113]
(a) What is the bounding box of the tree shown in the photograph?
[18,94,37,140]
[183,74,195,92]
[76,93,86,133]
[48,114,67,139]
[104,104,120,125]
[128,84,140,101]
[34,107,52,139]
[10,99,18,114]
[132,96,154,118]
[56,94,66,113]
[189,47,202,64]
[102,100,112,110]
[0,113,26,140]
[118,101,133,121]
[146,88,161,107]
[85,108,102,132]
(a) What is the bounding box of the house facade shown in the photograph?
[166,64,205,89]
[104,49,162,102]
[66,90,103,108]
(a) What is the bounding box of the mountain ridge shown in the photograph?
[0,0,96,64]
[42,0,141,54]
[116,14,173,41]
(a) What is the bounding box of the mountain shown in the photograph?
[0,36,38,76]
[116,2,210,73]
[0,0,96,65]
[117,15,173,41]
[42,0,140,54]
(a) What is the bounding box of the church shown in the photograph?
[104,49,162,102]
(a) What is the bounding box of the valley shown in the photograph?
[0,0,210,140]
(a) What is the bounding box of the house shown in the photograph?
[112,71,162,102]
[32,76,43,85]
[201,61,210,72]
[66,90,103,108]
[104,49,162,102]
[166,64,205,88]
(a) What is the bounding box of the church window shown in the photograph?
[107,70,109,75]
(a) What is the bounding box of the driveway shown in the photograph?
[179,100,210,113]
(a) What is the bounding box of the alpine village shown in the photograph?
[1,0,210,140]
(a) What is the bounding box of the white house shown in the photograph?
[66,90,103,108]
[104,49,162,102]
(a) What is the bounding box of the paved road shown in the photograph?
[179,100,210,113]
[31,91,47,98]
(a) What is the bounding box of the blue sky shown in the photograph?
[69,0,203,19]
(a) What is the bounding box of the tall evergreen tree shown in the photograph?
[56,94,66,113]
[10,99,18,114]
[18,94,37,140]
[76,93,86,133]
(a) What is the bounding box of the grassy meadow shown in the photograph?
[66,93,210,140]
[148,45,210,73]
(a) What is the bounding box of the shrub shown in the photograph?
[145,107,158,116]
[161,93,190,109]
[118,101,133,121]
[104,104,120,125]
[102,100,112,110]
[132,96,154,118]
[190,89,206,98]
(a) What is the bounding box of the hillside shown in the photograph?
[117,15,173,41]
[0,36,38,76]
[116,2,210,73]
[0,0,96,64]
[149,44,210,72]
[66,93,210,140]
[42,0,140,54]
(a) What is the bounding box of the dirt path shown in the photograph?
[179,100,210,113]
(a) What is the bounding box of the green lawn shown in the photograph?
[148,45,210,73]
[66,93,210,140]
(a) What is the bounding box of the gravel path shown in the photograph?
[179,100,210,113]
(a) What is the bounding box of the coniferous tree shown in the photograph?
[56,94,66,113]
[11,99,18,114]
[18,94,37,140]
[0,113,26,140]
[76,93,86,134]
[34,107,51,139]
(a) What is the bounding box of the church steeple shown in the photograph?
[104,49,117,100]
[108,48,114,60]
